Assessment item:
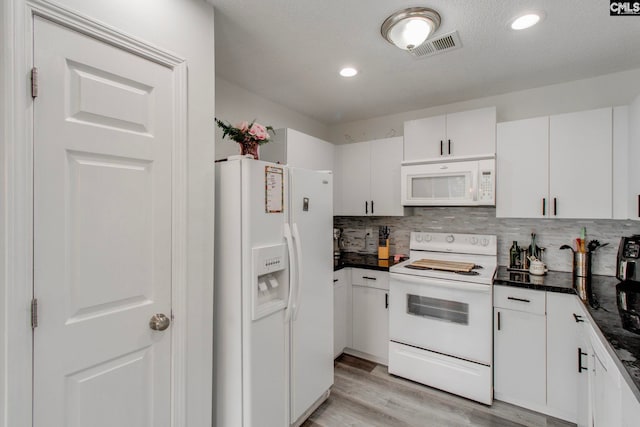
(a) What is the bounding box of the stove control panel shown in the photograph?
[410,232,497,255]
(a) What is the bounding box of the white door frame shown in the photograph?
[1,1,189,426]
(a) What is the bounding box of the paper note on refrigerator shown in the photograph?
[265,166,284,213]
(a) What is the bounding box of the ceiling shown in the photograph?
[210,0,640,125]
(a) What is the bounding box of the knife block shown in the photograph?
[378,239,389,260]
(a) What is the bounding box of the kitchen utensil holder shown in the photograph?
[573,252,593,302]
[573,252,592,278]
[574,276,593,303]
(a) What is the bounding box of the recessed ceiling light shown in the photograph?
[510,13,542,30]
[339,67,358,77]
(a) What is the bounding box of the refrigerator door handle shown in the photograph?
[292,223,304,320]
[284,223,296,322]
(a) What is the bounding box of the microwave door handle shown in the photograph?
[471,171,478,202]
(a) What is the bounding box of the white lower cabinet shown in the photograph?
[333,269,350,359]
[351,285,389,364]
[546,293,583,422]
[349,268,390,364]
[493,287,546,409]
[588,325,622,427]
[621,377,640,427]
[495,286,640,426]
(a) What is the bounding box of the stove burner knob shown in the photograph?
[446,235,455,243]
[471,237,478,245]
[423,234,432,242]
[481,238,488,246]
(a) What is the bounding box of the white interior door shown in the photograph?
[33,16,174,427]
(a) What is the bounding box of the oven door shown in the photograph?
[389,272,492,365]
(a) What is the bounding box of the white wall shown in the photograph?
[329,68,640,144]
[215,77,331,159]
[1,1,215,426]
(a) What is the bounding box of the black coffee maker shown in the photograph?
[616,235,640,334]
[617,235,640,282]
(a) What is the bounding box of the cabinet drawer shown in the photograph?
[350,268,389,290]
[494,286,545,315]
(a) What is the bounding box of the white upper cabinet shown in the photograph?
[260,128,335,171]
[335,137,407,216]
[497,107,614,219]
[403,107,496,160]
[336,141,370,215]
[496,117,549,218]
[550,107,612,219]
[404,115,446,159]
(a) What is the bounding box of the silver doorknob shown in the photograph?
[149,313,171,331]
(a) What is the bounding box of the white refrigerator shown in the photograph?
[214,157,334,427]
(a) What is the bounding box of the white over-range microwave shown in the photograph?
[400,155,495,206]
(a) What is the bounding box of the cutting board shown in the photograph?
[409,258,476,272]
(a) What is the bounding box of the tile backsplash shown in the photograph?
[334,207,640,276]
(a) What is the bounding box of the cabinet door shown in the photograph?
[494,308,546,409]
[629,94,640,221]
[403,115,446,160]
[446,107,496,157]
[547,293,581,423]
[621,377,640,427]
[550,108,612,219]
[286,129,335,171]
[588,323,622,427]
[352,285,389,364]
[336,141,370,215]
[333,270,347,359]
[591,350,622,427]
[496,117,549,218]
[369,137,405,216]
[576,304,591,427]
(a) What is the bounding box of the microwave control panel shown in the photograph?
[478,170,494,202]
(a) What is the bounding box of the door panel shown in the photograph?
[550,108,612,219]
[336,141,370,215]
[389,274,492,364]
[289,168,334,423]
[33,16,173,427]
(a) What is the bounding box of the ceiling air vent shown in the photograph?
[409,30,462,58]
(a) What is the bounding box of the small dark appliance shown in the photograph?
[617,235,640,282]
[616,281,640,335]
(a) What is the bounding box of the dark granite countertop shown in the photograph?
[334,252,407,272]
[495,266,640,398]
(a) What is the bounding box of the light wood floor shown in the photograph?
[302,354,576,427]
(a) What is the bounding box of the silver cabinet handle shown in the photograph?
[149,313,171,331]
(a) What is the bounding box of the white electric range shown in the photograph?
[388,232,497,405]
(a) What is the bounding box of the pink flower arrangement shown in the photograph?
[215,118,275,146]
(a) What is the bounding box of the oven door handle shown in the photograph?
[390,272,492,293]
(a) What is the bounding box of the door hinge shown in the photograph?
[31,298,38,329]
[31,67,38,98]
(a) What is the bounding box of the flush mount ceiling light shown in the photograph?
[381,7,441,51]
[339,67,358,77]
[510,12,543,30]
